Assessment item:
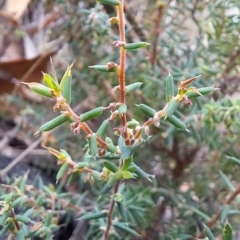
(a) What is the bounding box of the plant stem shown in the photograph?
[10,209,20,231]
[195,185,240,239]
[62,102,107,148]
[117,2,127,127]
[104,2,126,239]
[104,181,121,240]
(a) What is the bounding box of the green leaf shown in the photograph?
[39,113,69,132]
[105,137,117,153]
[221,205,230,223]
[50,57,58,83]
[122,171,133,179]
[62,75,72,104]
[80,107,105,122]
[81,210,108,220]
[125,82,142,93]
[0,222,12,235]
[0,212,10,225]
[88,134,98,156]
[89,65,117,72]
[186,87,215,98]
[108,171,122,186]
[219,171,235,191]
[118,104,127,114]
[137,104,156,118]
[166,115,188,130]
[113,222,141,237]
[96,120,109,138]
[203,223,215,240]
[166,99,179,117]
[117,202,128,222]
[226,155,240,166]
[127,119,139,128]
[23,82,53,98]
[76,162,89,169]
[132,163,153,182]
[68,172,80,184]
[97,0,120,6]
[56,162,69,180]
[121,157,133,171]
[15,215,31,224]
[60,63,74,90]
[16,230,25,240]
[165,73,174,102]
[123,42,150,50]
[104,161,118,173]
[60,149,72,159]
[223,222,233,240]
[92,171,101,181]
[191,207,211,221]
[200,64,219,74]
[42,72,59,90]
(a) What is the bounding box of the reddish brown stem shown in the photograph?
[10,209,20,231]
[104,181,121,240]
[104,2,127,239]
[117,3,127,127]
[195,185,240,239]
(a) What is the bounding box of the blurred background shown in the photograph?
[0,0,240,239]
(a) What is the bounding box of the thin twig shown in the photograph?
[0,119,22,151]
[195,185,240,239]
[0,137,43,178]
[150,3,164,67]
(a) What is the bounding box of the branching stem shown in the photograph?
[104,1,126,239]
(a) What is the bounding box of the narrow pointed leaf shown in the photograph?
[219,171,235,191]
[97,0,120,6]
[80,107,105,122]
[15,215,31,224]
[89,65,117,72]
[97,120,109,138]
[226,156,240,166]
[56,162,69,180]
[221,205,230,223]
[104,161,118,173]
[39,113,69,132]
[166,73,174,102]
[132,163,153,182]
[81,210,108,220]
[121,157,133,171]
[24,82,53,98]
[186,87,215,98]
[137,104,156,118]
[89,134,98,156]
[166,99,179,117]
[126,82,142,93]
[117,202,128,222]
[62,75,72,104]
[122,171,133,179]
[203,223,215,240]
[60,63,73,90]
[42,72,59,90]
[166,115,187,130]
[123,42,150,50]
[108,171,122,186]
[191,207,211,221]
[118,104,127,114]
[113,222,141,237]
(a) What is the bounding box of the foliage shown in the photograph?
[0,0,240,239]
